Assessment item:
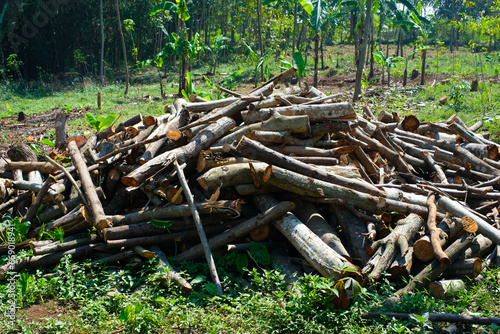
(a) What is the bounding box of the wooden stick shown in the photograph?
[174,159,223,295]
[68,141,109,230]
[427,193,450,266]
[362,312,500,326]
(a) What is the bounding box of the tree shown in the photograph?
[100,0,104,86]
[353,0,373,101]
[116,0,129,97]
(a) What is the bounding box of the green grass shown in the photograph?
[0,253,499,333]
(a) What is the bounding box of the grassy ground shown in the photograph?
[0,251,499,333]
[1,46,500,333]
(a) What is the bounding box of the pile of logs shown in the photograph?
[1,67,500,304]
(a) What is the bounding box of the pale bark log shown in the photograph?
[330,204,371,266]
[362,311,500,326]
[235,137,384,196]
[139,108,189,165]
[5,162,61,175]
[442,257,482,278]
[183,97,238,112]
[241,102,356,124]
[150,246,193,293]
[213,113,309,146]
[293,201,351,261]
[33,234,100,256]
[110,200,243,225]
[428,279,465,299]
[177,82,273,131]
[437,196,500,246]
[253,194,361,282]
[174,160,222,295]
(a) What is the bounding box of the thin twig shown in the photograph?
[174,158,223,295]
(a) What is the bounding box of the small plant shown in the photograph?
[242,41,274,87]
[445,79,471,112]
[280,50,307,87]
[86,112,118,132]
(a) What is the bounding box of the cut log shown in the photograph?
[329,204,371,266]
[214,112,310,146]
[442,257,482,278]
[437,196,500,246]
[122,117,236,187]
[364,213,424,282]
[55,112,68,151]
[253,194,361,282]
[177,82,274,132]
[110,200,242,225]
[241,102,356,124]
[235,136,384,196]
[68,140,109,231]
[390,234,474,301]
[293,201,351,261]
[174,201,295,262]
[428,279,466,299]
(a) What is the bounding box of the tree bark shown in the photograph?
[293,201,351,261]
[175,201,295,262]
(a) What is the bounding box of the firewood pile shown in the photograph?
[1,67,500,303]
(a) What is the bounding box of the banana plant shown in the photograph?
[243,41,274,87]
[372,46,403,87]
[280,49,307,87]
[207,29,231,75]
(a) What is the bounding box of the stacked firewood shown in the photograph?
[1,67,500,303]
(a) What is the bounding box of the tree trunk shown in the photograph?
[420,49,426,85]
[116,0,129,97]
[364,213,424,282]
[99,0,104,85]
[256,0,264,81]
[313,31,320,88]
[353,0,373,101]
[235,136,383,196]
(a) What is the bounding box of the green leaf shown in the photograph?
[175,0,190,21]
[293,51,306,76]
[204,282,218,295]
[190,275,206,285]
[203,75,216,89]
[96,113,117,131]
[236,253,248,274]
[39,138,55,147]
[242,41,257,61]
[86,112,98,130]
[149,1,177,16]
[248,242,270,265]
[299,0,313,16]
[151,219,175,229]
